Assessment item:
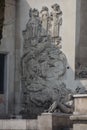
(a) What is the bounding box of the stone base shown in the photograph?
[0,119,37,130]
[73,94,87,115]
[73,124,87,130]
[71,95,87,130]
[0,113,73,130]
[38,113,73,130]
[70,115,87,130]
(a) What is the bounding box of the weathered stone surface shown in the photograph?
[0,119,26,130]
[0,119,38,130]
[50,3,62,45]
[26,119,38,130]
[38,113,73,130]
[0,0,5,40]
[73,124,87,130]
[73,94,87,115]
[70,95,87,130]
[21,5,72,118]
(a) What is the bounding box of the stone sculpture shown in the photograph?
[45,86,87,114]
[50,4,62,42]
[45,94,74,114]
[26,8,41,39]
[40,6,49,37]
[21,4,70,118]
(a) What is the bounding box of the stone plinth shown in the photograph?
[38,113,72,130]
[70,115,87,130]
[73,94,87,115]
[70,94,87,130]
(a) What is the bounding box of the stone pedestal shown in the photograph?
[70,94,87,130]
[38,113,72,130]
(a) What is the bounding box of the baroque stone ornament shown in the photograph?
[21,4,70,118]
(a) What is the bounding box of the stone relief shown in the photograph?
[21,4,70,118]
[45,94,74,114]
[45,86,87,114]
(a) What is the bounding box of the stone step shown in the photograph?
[0,113,73,130]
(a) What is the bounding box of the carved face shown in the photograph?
[51,4,60,11]
[32,10,39,17]
[41,10,48,19]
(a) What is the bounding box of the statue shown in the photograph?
[40,6,49,37]
[22,4,65,118]
[26,8,42,39]
[50,3,62,45]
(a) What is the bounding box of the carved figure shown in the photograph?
[50,4,62,45]
[21,5,65,118]
[40,6,49,36]
[45,94,74,114]
[27,8,41,39]
[45,86,87,114]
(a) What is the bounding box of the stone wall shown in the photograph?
[0,0,5,40]
[0,0,87,118]
[0,119,38,130]
[0,0,16,116]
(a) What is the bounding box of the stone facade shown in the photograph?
[0,0,87,119]
[0,0,5,40]
[0,0,16,117]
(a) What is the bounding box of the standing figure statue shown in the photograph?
[50,3,62,45]
[40,6,49,37]
[27,8,42,39]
